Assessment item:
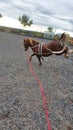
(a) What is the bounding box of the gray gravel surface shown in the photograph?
[0,32,73,130]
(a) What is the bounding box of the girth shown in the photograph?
[38,43,43,55]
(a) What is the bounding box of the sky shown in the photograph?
[0,0,73,34]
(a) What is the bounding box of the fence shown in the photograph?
[0,26,58,40]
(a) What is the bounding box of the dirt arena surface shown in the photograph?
[0,32,73,130]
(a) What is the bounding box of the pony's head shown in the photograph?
[23,38,32,51]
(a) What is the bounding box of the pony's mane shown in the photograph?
[32,39,39,44]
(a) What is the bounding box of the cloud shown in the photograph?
[0,0,73,32]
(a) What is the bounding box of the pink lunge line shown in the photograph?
[26,51,52,130]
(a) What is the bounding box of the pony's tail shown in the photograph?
[69,49,73,53]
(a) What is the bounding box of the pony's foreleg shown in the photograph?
[36,55,42,65]
[41,56,44,60]
[29,53,35,61]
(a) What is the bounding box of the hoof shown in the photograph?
[67,126,72,130]
[39,63,42,66]
[64,54,69,58]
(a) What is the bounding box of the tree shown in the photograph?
[0,14,2,18]
[54,34,59,40]
[19,15,33,26]
[47,27,53,32]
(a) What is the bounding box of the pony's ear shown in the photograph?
[23,39,25,41]
[23,39,26,45]
[23,38,28,42]
[23,38,26,43]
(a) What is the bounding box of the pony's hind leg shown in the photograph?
[64,47,69,58]
[29,53,36,61]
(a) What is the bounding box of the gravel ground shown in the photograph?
[0,32,73,130]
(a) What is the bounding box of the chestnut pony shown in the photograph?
[23,33,69,65]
